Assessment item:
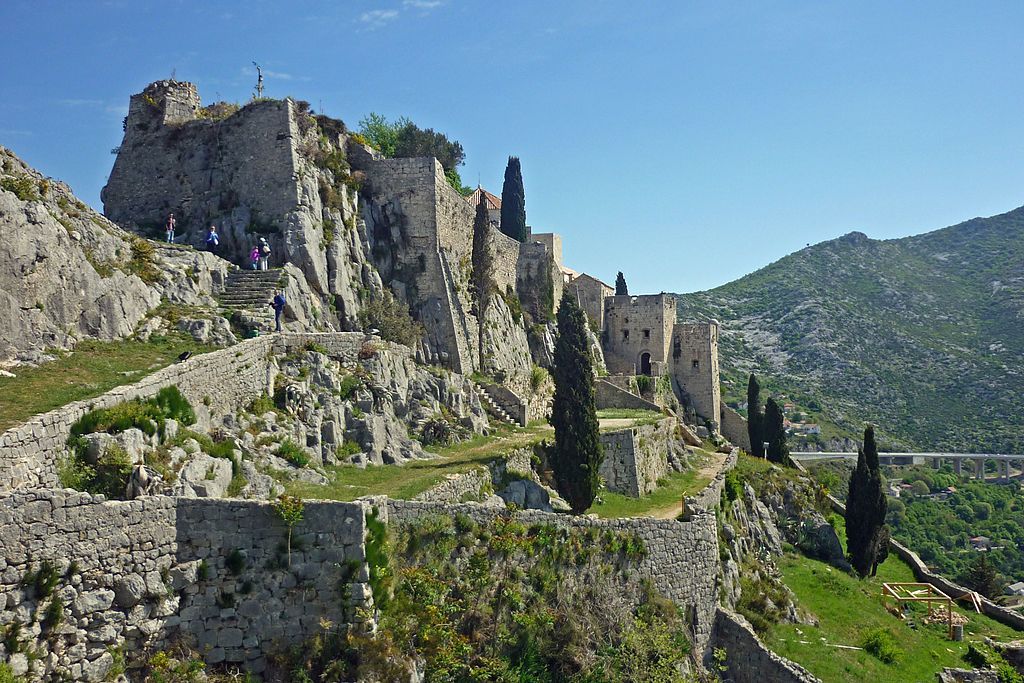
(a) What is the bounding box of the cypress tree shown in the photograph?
[846,425,888,578]
[962,553,1001,598]
[763,397,788,464]
[550,289,603,514]
[615,271,628,296]
[746,374,763,457]
[471,193,496,369]
[500,156,527,242]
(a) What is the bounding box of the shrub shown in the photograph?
[1,175,40,202]
[57,452,95,490]
[724,468,743,502]
[70,386,195,438]
[248,395,276,416]
[226,549,246,576]
[862,627,901,664]
[277,439,310,468]
[337,373,362,400]
[529,365,548,392]
[272,495,305,568]
[358,290,424,347]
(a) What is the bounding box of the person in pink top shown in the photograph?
[249,246,260,270]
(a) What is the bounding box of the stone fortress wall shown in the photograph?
[0,333,379,493]
[671,321,722,431]
[602,294,675,376]
[598,417,675,497]
[0,488,370,681]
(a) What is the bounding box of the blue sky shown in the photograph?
[2,1,1023,293]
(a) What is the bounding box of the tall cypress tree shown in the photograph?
[846,425,888,578]
[551,289,603,514]
[471,193,496,369]
[763,397,788,464]
[746,373,763,457]
[500,156,527,242]
[615,271,628,296]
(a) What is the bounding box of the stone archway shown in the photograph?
[639,352,652,376]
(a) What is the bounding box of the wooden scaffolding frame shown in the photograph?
[881,582,954,639]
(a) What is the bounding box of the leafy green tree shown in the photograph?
[962,553,1001,598]
[551,289,603,514]
[471,193,496,369]
[763,397,788,464]
[272,494,305,568]
[500,157,527,242]
[747,374,763,458]
[846,425,888,577]
[358,290,424,347]
[615,271,628,296]
[394,123,465,171]
[357,112,408,157]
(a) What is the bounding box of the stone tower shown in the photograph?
[670,321,721,431]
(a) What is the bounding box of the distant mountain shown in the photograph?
[676,206,1024,453]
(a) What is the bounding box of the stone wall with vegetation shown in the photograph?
[0,332,377,492]
[720,404,751,451]
[711,608,821,683]
[381,498,721,653]
[598,417,675,497]
[0,489,369,681]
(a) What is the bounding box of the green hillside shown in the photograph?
[676,206,1024,453]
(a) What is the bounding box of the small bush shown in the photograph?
[226,549,246,575]
[1,175,40,202]
[337,373,362,400]
[529,365,548,392]
[358,290,424,347]
[862,627,901,664]
[724,469,743,502]
[70,386,195,438]
[23,560,61,598]
[337,441,362,459]
[248,394,276,416]
[42,597,64,631]
[278,439,310,468]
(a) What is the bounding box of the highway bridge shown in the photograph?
[791,452,1024,481]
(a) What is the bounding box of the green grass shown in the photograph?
[763,540,1024,682]
[0,334,215,432]
[591,468,711,519]
[285,423,553,502]
[596,408,664,431]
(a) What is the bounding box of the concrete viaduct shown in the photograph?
[790,452,1023,482]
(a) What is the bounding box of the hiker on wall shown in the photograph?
[165,213,176,243]
[271,290,286,332]
[258,237,271,271]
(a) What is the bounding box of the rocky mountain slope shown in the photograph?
[676,206,1024,453]
[0,146,235,362]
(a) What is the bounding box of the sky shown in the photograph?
[2,1,1023,294]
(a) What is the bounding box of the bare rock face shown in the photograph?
[0,146,239,362]
[0,146,160,361]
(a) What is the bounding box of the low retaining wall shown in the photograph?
[595,378,661,412]
[381,498,721,653]
[599,418,674,497]
[711,608,821,683]
[687,448,738,512]
[0,332,371,492]
[0,489,370,681]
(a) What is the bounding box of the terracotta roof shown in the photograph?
[465,186,501,210]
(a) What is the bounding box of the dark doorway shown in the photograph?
[640,352,652,376]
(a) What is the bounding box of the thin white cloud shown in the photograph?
[360,9,399,27]
[403,0,443,8]
[56,99,104,107]
[0,129,33,137]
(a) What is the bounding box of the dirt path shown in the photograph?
[649,450,729,520]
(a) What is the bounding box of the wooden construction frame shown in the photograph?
[881,582,953,639]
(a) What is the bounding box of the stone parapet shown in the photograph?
[598,417,675,497]
[710,608,821,683]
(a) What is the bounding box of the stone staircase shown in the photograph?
[218,268,284,331]
[474,383,516,426]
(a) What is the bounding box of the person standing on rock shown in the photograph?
[271,290,286,332]
[258,237,271,271]
[205,225,219,254]
[165,213,176,243]
[250,245,260,270]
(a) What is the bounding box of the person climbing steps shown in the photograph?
[270,290,286,331]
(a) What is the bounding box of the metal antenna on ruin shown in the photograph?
[252,61,264,99]
[170,68,177,82]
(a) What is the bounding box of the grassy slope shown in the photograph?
[285,423,554,501]
[767,521,1023,683]
[0,334,215,432]
[676,206,1024,453]
[590,465,709,519]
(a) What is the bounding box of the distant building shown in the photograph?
[568,273,613,332]
[464,186,501,227]
[1005,581,1024,596]
[970,536,992,551]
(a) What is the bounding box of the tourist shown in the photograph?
[271,290,286,332]
[249,245,260,270]
[165,212,176,243]
[258,237,271,271]
[205,225,219,254]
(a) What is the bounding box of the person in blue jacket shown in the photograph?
[271,291,286,332]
